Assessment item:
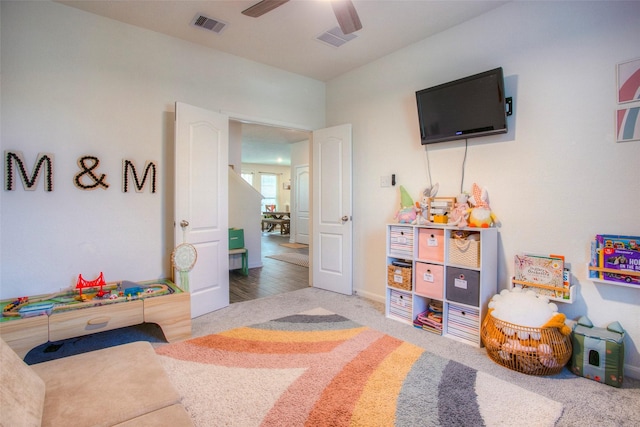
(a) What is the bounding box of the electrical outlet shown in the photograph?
[380,175,391,187]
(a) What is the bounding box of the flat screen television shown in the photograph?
[416,67,508,145]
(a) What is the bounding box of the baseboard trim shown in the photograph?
[354,288,384,303]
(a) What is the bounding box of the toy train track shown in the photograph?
[2,282,170,317]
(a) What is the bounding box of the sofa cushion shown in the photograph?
[30,341,181,427]
[0,337,46,427]
[113,403,193,426]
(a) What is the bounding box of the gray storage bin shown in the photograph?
[446,267,480,306]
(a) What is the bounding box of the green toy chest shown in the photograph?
[570,317,625,388]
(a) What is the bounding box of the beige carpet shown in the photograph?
[266,253,309,267]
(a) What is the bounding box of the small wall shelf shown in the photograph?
[588,264,640,289]
[509,278,575,303]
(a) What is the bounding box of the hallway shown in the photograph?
[229,233,309,303]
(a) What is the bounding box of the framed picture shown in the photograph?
[616,106,640,142]
[427,197,456,222]
[617,58,640,104]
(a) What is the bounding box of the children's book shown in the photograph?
[592,234,640,282]
[514,253,565,298]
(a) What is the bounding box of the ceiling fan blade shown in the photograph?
[242,0,290,18]
[331,0,362,34]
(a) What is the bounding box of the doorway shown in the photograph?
[228,119,311,302]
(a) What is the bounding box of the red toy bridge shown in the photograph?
[76,272,106,297]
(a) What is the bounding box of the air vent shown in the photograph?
[316,26,357,48]
[191,14,227,34]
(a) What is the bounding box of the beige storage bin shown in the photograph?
[448,235,480,267]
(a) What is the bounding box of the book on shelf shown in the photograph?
[590,234,640,285]
[514,253,567,299]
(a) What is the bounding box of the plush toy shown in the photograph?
[395,185,417,223]
[467,183,498,228]
[542,312,572,336]
[489,287,559,331]
[412,183,439,225]
[447,193,469,227]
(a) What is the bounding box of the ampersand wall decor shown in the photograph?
[74,155,110,190]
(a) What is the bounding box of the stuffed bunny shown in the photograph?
[448,193,470,227]
[412,183,439,225]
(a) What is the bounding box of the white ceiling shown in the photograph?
[55,0,507,165]
[235,121,310,166]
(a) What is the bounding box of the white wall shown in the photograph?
[228,168,262,269]
[0,2,324,297]
[326,1,640,376]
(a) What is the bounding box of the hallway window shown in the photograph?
[261,174,277,211]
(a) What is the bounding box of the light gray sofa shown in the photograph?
[0,338,193,427]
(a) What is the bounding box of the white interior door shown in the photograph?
[294,164,310,245]
[312,124,352,295]
[174,102,229,318]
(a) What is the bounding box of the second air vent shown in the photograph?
[191,14,227,34]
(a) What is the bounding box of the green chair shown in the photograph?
[229,228,248,276]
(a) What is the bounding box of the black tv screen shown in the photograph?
[416,67,507,145]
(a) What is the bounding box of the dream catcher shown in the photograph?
[171,220,197,291]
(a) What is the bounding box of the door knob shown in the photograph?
[180,220,190,228]
[341,216,349,222]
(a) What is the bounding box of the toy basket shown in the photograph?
[481,313,572,376]
[388,264,412,291]
[448,237,480,268]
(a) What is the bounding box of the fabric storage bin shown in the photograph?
[415,262,444,299]
[418,228,445,262]
[445,267,480,306]
[388,289,413,321]
[388,263,412,291]
[447,304,480,345]
[448,233,480,267]
[228,228,245,249]
[389,226,414,257]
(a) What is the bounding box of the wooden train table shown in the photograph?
[0,278,191,358]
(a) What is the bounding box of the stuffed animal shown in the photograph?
[412,183,439,225]
[395,185,417,223]
[448,193,469,227]
[467,183,498,228]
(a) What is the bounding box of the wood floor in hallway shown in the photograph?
[229,232,309,303]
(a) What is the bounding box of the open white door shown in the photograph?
[312,124,353,295]
[294,165,310,245]
[175,102,229,318]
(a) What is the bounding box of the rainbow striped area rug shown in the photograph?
[156,308,563,427]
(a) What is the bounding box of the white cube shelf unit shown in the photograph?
[385,224,498,347]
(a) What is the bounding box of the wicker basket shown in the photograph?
[481,313,572,376]
[448,238,480,268]
[387,264,412,291]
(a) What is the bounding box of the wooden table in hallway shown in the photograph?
[261,211,290,234]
